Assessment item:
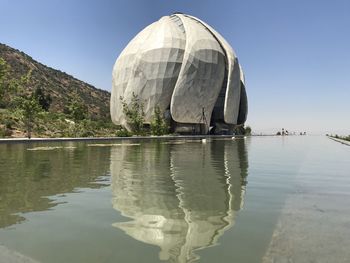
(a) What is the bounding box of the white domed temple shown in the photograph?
[111,13,247,134]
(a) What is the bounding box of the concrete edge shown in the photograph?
[328,136,350,146]
[0,135,253,144]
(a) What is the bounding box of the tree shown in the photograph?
[0,58,9,84]
[120,93,145,135]
[233,125,245,135]
[66,93,88,121]
[150,106,168,136]
[18,96,42,139]
[0,59,33,108]
[34,86,52,111]
[244,126,252,136]
[0,58,11,107]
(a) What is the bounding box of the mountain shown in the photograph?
[0,43,110,120]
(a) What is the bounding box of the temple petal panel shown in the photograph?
[111,13,247,135]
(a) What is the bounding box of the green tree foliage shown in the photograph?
[233,125,245,135]
[0,58,9,85]
[150,106,168,136]
[17,96,42,139]
[115,127,132,137]
[0,58,11,107]
[2,67,38,138]
[66,93,88,121]
[4,68,33,108]
[233,125,252,136]
[0,56,118,138]
[120,93,145,135]
[244,126,252,136]
[34,86,52,111]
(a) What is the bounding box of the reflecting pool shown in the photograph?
[0,137,349,262]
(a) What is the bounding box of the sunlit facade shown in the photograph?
[111,13,247,134]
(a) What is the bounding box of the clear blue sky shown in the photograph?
[1,0,349,135]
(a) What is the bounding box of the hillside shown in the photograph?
[0,43,110,120]
[0,43,120,138]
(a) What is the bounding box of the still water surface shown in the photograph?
[0,137,349,262]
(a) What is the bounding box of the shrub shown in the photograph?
[120,93,145,135]
[116,128,132,137]
[0,126,12,137]
[34,86,52,111]
[66,94,88,121]
[4,118,15,129]
[150,106,168,136]
[244,126,252,136]
[234,125,245,135]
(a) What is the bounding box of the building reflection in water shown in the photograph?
[110,139,248,262]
